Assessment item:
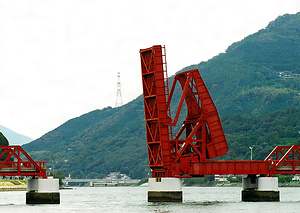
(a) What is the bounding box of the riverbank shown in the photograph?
[0,180,27,191]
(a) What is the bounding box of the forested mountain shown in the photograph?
[23,13,300,179]
[0,125,33,145]
[23,99,148,179]
[221,107,300,161]
[184,13,300,116]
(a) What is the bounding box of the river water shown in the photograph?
[0,187,299,212]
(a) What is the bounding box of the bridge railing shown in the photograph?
[0,161,47,169]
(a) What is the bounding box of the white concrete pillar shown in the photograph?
[258,177,278,191]
[26,176,60,204]
[148,177,182,202]
[242,176,279,202]
[38,176,59,192]
[27,178,39,191]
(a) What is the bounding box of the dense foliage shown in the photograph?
[220,107,300,161]
[23,13,300,179]
[0,132,9,161]
[0,132,9,146]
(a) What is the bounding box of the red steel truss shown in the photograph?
[0,146,46,178]
[167,69,228,162]
[140,45,300,178]
[265,145,300,176]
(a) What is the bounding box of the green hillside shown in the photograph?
[23,99,148,179]
[23,13,300,179]
[221,107,300,161]
[189,13,300,116]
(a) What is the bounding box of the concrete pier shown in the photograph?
[26,176,60,204]
[242,176,279,202]
[148,177,182,202]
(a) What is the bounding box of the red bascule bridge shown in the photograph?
[139,45,300,202]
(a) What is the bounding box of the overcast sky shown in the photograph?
[0,0,299,139]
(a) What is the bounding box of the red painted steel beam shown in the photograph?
[0,146,47,178]
[169,146,300,177]
[171,161,270,177]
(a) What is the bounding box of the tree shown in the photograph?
[0,133,9,161]
[0,132,9,146]
[50,170,65,186]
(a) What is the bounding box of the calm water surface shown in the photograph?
[0,187,299,212]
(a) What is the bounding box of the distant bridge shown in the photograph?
[62,178,140,186]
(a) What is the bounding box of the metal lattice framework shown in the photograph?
[115,72,123,107]
[265,145,300,176]
[168,69,228,163]
[140,45,300,178]
[0,146,46,178]
[140,46,172,177]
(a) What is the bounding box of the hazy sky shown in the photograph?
[0,0,299,139]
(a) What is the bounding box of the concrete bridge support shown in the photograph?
[242,175,279,202]
[148,177,182,202]
[26,176,60,204]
